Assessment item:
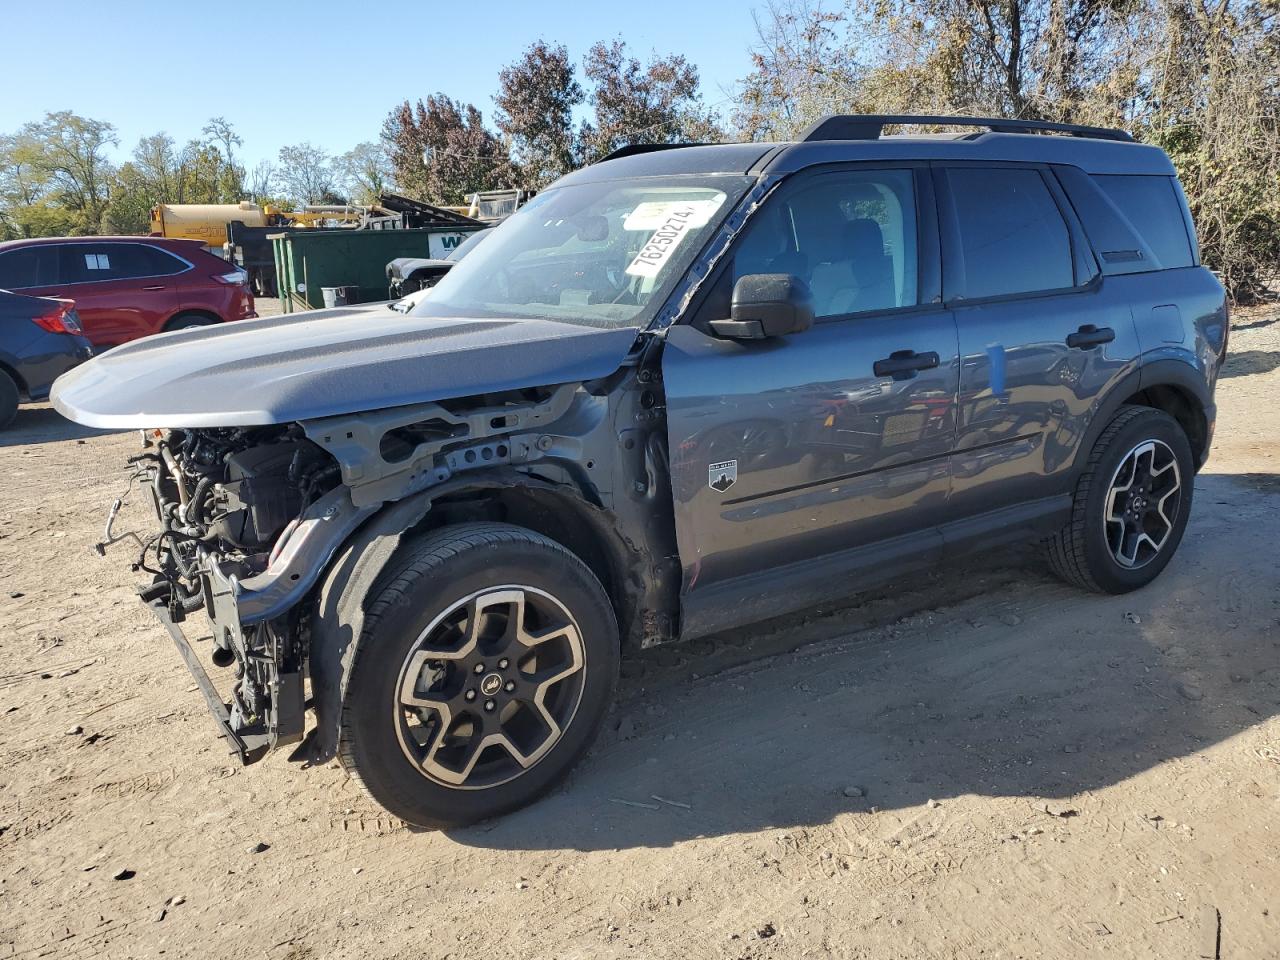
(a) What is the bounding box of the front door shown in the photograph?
[662,166,959,635]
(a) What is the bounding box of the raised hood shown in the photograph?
[51,308,641,429]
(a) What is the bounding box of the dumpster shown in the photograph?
[270,227,482,312]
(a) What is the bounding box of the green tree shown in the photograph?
[5,111,117,234]
[0,132,64,238]
[101,132,245,233]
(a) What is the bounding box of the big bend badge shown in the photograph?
[708,459,737,493]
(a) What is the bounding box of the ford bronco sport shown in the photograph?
[53,115,1228,827]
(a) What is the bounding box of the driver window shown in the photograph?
[725,169,919,320]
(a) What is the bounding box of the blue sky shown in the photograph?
[1,0,764,167]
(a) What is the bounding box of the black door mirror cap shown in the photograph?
[709,274,815,340]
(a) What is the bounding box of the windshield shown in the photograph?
[410,175,753,329]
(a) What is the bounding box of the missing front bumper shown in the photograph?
[142,595,272,764]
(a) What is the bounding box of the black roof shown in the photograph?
[557,115,1174,187]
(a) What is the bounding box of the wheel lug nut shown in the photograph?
[484,700,495,712]
[465,690,476,701]
[498,658,509,669]
[504,681,516,692]
[473,663,485,674]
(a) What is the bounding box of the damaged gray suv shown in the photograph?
[54,115,1228,827]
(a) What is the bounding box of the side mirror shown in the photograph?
[709,274,814,340]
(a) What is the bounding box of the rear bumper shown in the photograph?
[18,332,93,401]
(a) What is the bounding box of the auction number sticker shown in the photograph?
[624,196,724,279]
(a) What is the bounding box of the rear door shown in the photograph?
[935,163,1140,528]
[663,164,959,632]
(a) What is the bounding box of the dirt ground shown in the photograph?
[2,307,1277,960]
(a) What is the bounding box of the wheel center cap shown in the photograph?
[480,673,503,697]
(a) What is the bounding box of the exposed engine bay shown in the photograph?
[124,425,341,758]
[137,426,337,606]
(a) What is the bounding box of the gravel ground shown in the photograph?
[1,306,1277,959]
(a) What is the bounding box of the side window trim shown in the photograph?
[933,160,1091,306]
[1040,168,1101,286]
[683,161,941,330]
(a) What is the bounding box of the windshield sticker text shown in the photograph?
[625,205,704,279]
[623,197,723,232]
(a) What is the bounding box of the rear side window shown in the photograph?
[0,246,60,289]
[946,168,1074,299]
[1093,175,1194,269]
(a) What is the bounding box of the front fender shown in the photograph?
[304,469,638,763]
[306,490,437,764]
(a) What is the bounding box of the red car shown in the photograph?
[0,236,256,348]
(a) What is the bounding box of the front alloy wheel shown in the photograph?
[396,586,587,789]
[338,523,618,828]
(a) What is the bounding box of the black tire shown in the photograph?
[1045,405,1194,593]
[338,522,619,828]
[165,313,216,332]
[0,372,18,430]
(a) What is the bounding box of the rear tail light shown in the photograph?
[32,302,80,335]
[214,269,249,285]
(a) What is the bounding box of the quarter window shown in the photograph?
[946,168,1074,299]
[729,169,919,319]
[1093,175,1194,269]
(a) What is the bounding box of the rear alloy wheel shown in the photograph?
[338,523,618,827]
[1045,405,1194,593]
[0,372,18,430]
[1102,438,1183,570]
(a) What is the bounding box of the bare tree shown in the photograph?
[276,142,337,206]
[246,160,277,204]
[734,0,1280,298]
[336,141,391,205]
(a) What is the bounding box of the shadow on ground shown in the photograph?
[449,472,1279,852]
[1,404,114,448]
[1220,349,1280,379]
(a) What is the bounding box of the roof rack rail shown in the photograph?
[798,114,1133,143]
